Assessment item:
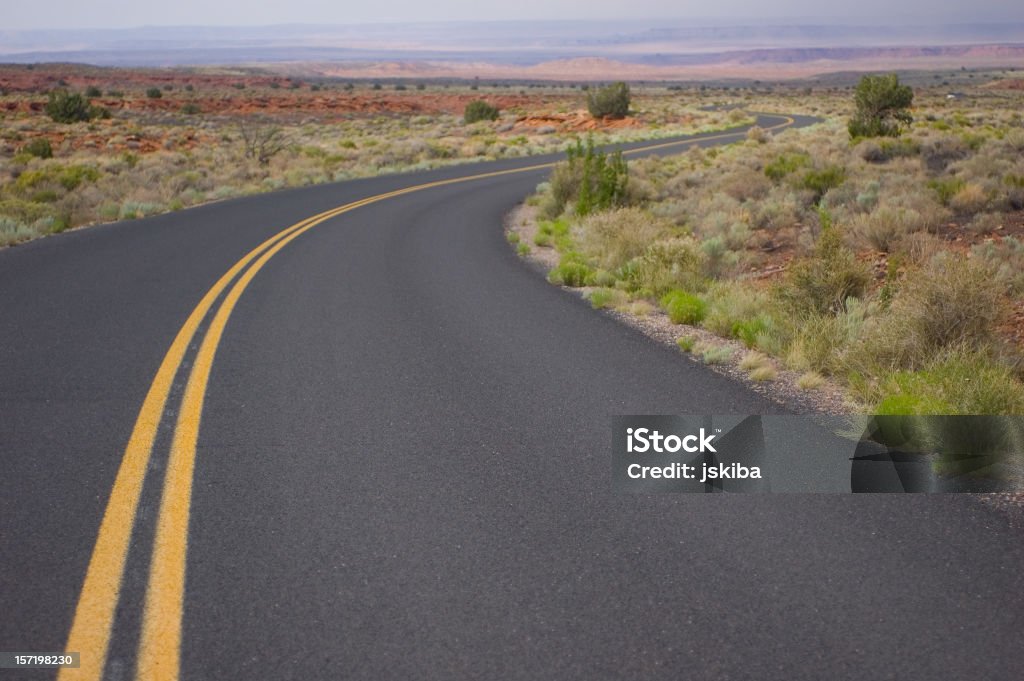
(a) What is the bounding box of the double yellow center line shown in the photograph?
[59,115,796,681]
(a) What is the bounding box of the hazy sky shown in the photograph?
[4,1,1022,30]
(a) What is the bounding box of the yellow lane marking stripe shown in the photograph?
[57,203,376,681]
[61,113,800,681]
[135,190,407,681]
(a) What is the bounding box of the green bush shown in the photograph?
[548,252,595,287]
[549,262,595,287]
[464,100,500,123]
[801,166,846,202]
[45,90,93,123]
[660,289,707,325]
[928,177,966,206]
[764,153,809,181]
[587,81,630,119]
[775,226,870,316]
[21,138,52,159]
[146,87,163,99]
[84,85,102,97]
[180,102,201,115]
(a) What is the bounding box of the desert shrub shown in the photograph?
[21,138,53,159]
[535,218,571,250]
[701,283,782,349]
[850,254,1003,373]
[617,237,705,297]
[971,237,1024,295]
[119,201,164,219]
[849,205,927,252]
[677,336,697,352]
[920,135,969,173]
[84,85,102,97]
[45,90,93,123]
[948,183,988,215]
[801,166,846,203]
[701,345,734,365]
[14,164,100,193]
[463,100,499,123]
[764,152,810,181]
[874,349,1024,415]
[0,198,54,225]
[746,126,768,143]
[180,102,201,115]
[587,81,630,119]
[720,167,770,202]
[859,137,921,163]
[547,252,595,287]
[586,287,626,309]
[0,217,40,246]
[574,207,671,271]
[785,299,872,374]
[660,289,707,324]
[927,177,965,206]
[146,87,162,99]
[776,226,870,316]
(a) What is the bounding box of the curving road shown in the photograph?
[2,114,1023,680]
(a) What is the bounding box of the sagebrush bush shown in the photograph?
[849,205,926,252]
[971,237,1024,296]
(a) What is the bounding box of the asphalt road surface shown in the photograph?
[2,114,1023,680]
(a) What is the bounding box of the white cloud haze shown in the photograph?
[3,0,1022,30]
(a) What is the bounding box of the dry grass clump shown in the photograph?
[574,207,672,271]
[847,254,1004,374]
[796,371,826,390]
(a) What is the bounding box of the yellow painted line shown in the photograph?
[136,191,399,681]
[60,113,801,681]
[56,200,397,681]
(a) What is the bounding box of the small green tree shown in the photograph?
[85,85,102,97]
[587,81,630,119]
[146,87,163,99]
[556,137,629,217]
[45,90,93,123]
[848,74,914,138]
[464,100,500,123]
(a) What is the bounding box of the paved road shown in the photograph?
[2,115,1022,680]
